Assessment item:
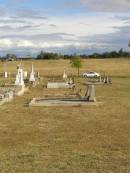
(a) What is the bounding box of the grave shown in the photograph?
[29,84,97,107]
[0,89,14,105]
[0,64,28,105]
[14,64,28,96]
[87,75,112,85]
[47,70,75,89]
[47,81,75,89]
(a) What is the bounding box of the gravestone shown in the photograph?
[15,65,25,86]
[85,84,96,102]
[24,71,28,78]
[63,70,67,80]
[4,72,8,78]
[29,63,35,82]
[98,76,102,83]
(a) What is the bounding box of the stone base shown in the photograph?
[29,98,98,107]
[47,82,75,89]
[15,86,28,96]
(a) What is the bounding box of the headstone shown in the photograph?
[4,72,8,78]
[36,71,40,79]
[103,76,106,83]
[85,85,96,102]
[15,65,25,86]
[104,76,109,84]
[98,76,102,83]
[63,70,67,80]
[109,77,112,84]
[24,71,28,78]
[68,78,73,84]
[29,63,35,82]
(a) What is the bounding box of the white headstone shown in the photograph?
[15,65,24,86]
[4,72,8,78]
[29,63,35,82]
[63,70,67,80]
[69,78,73,84]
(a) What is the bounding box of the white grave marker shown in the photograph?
[63,70,67,80]
[29,63,35,82]
[15,64,25,86]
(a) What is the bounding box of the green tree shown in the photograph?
[70,56,82,76]
[37,51,59,59]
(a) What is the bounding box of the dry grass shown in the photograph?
[0,58,130,173]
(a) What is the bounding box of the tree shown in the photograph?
[37,51,59,59]
[5,53,17,61]
[70,56,82,76]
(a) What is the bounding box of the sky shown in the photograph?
[0,0,130,56]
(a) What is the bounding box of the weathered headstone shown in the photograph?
[15,65,25,86]
[4,72,8,78]
[63,70,67,80]
[98,76,102,83]
[24,71,28,78]
[29,63,35,82]
[85,84,96,102]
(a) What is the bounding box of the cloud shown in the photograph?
[14,8,48,20]
[49,24,57,27]
[0,39,13,48]
[0,2,129,55]
[17,40,35,47]
[79,0,130,12]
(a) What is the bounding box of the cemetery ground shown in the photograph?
[0,58,130,172]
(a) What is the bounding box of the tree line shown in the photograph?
[0,48,130,61]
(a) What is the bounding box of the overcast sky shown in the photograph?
[0,0,130,56]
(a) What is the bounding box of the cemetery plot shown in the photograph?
[29,84,97,106]
[0,88,14,105]
[47,81,75,89]
[46,70,75,89]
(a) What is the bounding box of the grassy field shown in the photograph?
[0,58,130,173]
